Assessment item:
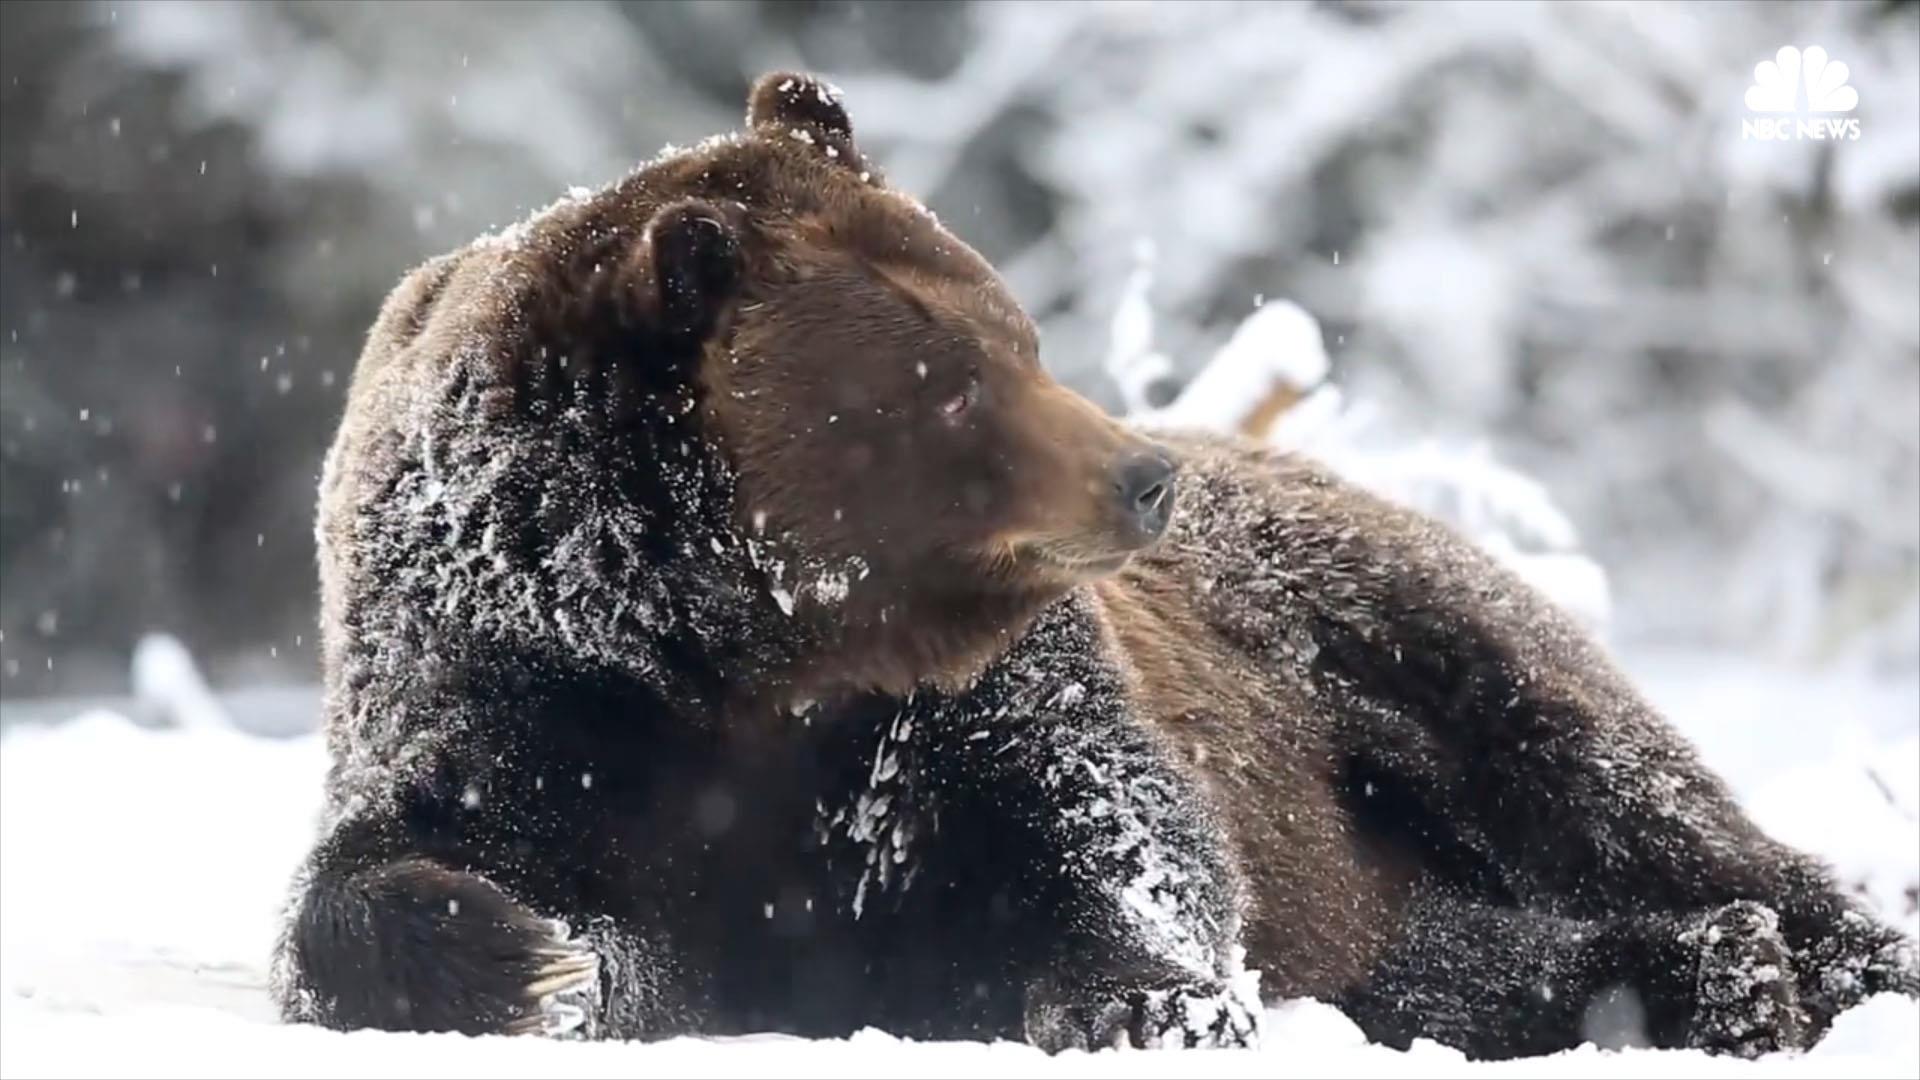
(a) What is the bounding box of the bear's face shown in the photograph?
[709,208,1176,597]
[320,73,1181,708]
[650,75,1178,626]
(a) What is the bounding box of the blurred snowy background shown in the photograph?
[2,0,1917,704]
[2,3,1918,1074]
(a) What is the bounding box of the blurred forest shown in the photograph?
[2,0,1917,700]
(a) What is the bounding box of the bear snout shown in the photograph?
[1111,449,1179,544]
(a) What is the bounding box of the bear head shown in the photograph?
[321,72,1176,715]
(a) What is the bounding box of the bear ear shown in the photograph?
[747,70,877,180]
[643,198,742,345]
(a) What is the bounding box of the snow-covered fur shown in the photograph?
[271,69,1255,1051]
[1129,434,1918,1055]
[269,71,1918,1058]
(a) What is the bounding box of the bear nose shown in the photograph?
[1113,449,1178,540]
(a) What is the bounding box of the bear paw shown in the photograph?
[1681,901,1809,1058]
[503,919,601,1040]
[1132,980,1262,1050]
[1023,977,1136,1054]
[1024,975,1261,1052]
[1801,911,1920,1026]
[285,860,607,1039]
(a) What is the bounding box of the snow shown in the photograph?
[1136,299,1331,435]
[3,649,1913,1077]
[0,286,1913,1069]
[1103,241,1175,417]
[130,632,230,731]
[1119,291,1616,635]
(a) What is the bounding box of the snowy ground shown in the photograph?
[1,650,1915,1078]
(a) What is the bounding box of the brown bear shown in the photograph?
[269,71,1918,1058]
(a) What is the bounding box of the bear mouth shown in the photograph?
[1021,543,1135,581]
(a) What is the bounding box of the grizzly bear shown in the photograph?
[269,71,1918,1058]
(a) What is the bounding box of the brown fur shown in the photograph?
[314,83,1165,715]
[279,70,1916,1055]
[1092,562,1416,996]
[682,78,1419,997]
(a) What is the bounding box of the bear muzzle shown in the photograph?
[1112,449,1179,544]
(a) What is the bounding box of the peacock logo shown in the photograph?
[1742,46,1863,141]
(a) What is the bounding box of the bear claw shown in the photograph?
[504,930,601,1039]
[523,947,598,1000]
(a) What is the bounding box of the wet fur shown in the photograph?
[272,72,1917,1056]
[1097,435,1917,1053]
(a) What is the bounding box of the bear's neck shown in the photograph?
[677,524,1067,725]
[772,575,1069,708]
[327,418,1066,735]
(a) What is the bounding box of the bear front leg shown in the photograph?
[275,849,701,1041]
[1022,970,1261,1053]
[923,600,1260,1052]
[1007,745,1262,1055]
[273,855,601,1038]
[1343,888,1821,1060]
[1004,743,1262,1056]
[1314,592,1918,1040]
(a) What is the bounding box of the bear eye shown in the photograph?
[936,376,978,423]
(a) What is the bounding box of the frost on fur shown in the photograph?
[811,594,1262,1050]
[948,597,1240,981]
[1681,901,1806,1059]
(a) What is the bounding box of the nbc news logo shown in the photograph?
[1742,46,1863,141]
